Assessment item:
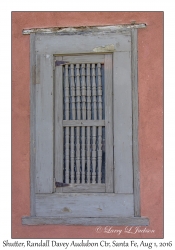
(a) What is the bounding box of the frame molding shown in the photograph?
[131,29,140,216]
[22,216,149,226]
[22,26,149,225]
[22,24,146,35]
[30,33,36,216]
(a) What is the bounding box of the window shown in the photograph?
[22,25,149,225]
[55,55,113,193]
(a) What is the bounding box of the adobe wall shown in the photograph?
[12,11,163,238]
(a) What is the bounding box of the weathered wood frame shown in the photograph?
[54,54,113,193]
[22,25,149,225]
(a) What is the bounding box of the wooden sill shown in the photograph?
[22,216,149,226]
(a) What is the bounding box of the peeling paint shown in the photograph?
[93,44,115,52]
[22,24,146,35]
[57,27,77,33]
[62,207,71,212]
[98,207,102,211]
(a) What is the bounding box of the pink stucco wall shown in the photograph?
[12,11,163,238]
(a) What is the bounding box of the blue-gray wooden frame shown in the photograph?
[22,26,149,225]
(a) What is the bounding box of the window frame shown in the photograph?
[22,25,149,226]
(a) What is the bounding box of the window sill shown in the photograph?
[22,216,149,226]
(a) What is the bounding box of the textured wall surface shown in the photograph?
[12,11,163,238]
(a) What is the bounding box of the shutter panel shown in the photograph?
[28,30,141,222]
[35,54,54,193]
[54,54,113,193]
[34,51,134,218]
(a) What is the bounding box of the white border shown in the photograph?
[0,1,174,245]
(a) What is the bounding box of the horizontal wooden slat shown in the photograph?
[62,54,104,63]
[23,24,147,35]
[36,193,134,217]
[22,216,149,226]
[35,32,131,55]
[63,120,105,127]
[57,184,105,193]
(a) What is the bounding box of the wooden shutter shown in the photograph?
[33,32,134,218]
[23,29,150,225]
[55,54,113,193]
